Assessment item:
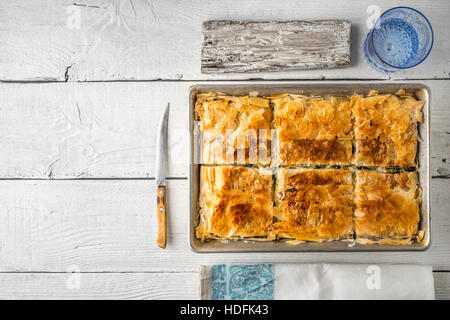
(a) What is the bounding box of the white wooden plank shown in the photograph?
[0,271,447,299]
[0,82,189,178]
[1,80,449,179]
[0,0,449,81]
[0,179,450,272]
[0,272,199,299]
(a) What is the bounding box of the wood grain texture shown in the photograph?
[201,20,351,73]
[1,0,450,298]
[435,272,450,300]
[0,82,188,178]
[1,0,449,81]
[0,178,450,272]
[0,272,199,300]
[0,271,448,299]
[156,186,167,248]
[1,80,449,179]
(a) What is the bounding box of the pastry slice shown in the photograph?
[354,170,421,245]
[269,168,354,242]
[195,93,271,165]
[352,91,424,167]
[271,94,353,166]
[196,166,274,240]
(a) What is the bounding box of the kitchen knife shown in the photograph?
[155,102,170,248]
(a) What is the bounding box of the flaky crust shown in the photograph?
[194,90,425,246]
[352,92,424,166]
[269,168,354,242]
[354,170,420,244]
[279,140,352,165]
[195,93,271,165]
[272,94,353,140]
[272,94,353,165]
[196,166,274,240]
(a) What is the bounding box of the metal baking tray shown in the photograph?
[188,81,430,252]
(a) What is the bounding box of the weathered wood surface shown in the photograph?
[0,0,449,81]
[0,82,189,178]
[1,80,449,179]
[0,272,448,299]
[435,273,450,300]
[201,20,351,73]
[0,273,199,300]
[1,0,450,300]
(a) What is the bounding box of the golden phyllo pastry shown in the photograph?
[354,170,421,244]
[269,168,354,242]
[352,90,424,167]
[195,93,271,165]
[272,94,352,166]
[196,166,274,240]
[194,89,425,246]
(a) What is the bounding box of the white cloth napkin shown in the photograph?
[200,263,434,300]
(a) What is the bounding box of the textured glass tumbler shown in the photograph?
[365,7,433,72]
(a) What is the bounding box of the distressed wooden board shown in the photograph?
[0,0,449,81]
[0,178,450,272]
[0,80,449,179]
[0,272,199,299]
[0,271,448,299]
[201,20,351,73]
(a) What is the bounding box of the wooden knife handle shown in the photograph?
[156,186,167,248]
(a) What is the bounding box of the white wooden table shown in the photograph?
[1,0,450,299]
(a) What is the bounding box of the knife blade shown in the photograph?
[155,102,170,248]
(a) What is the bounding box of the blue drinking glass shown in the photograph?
[364,7,433,72]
